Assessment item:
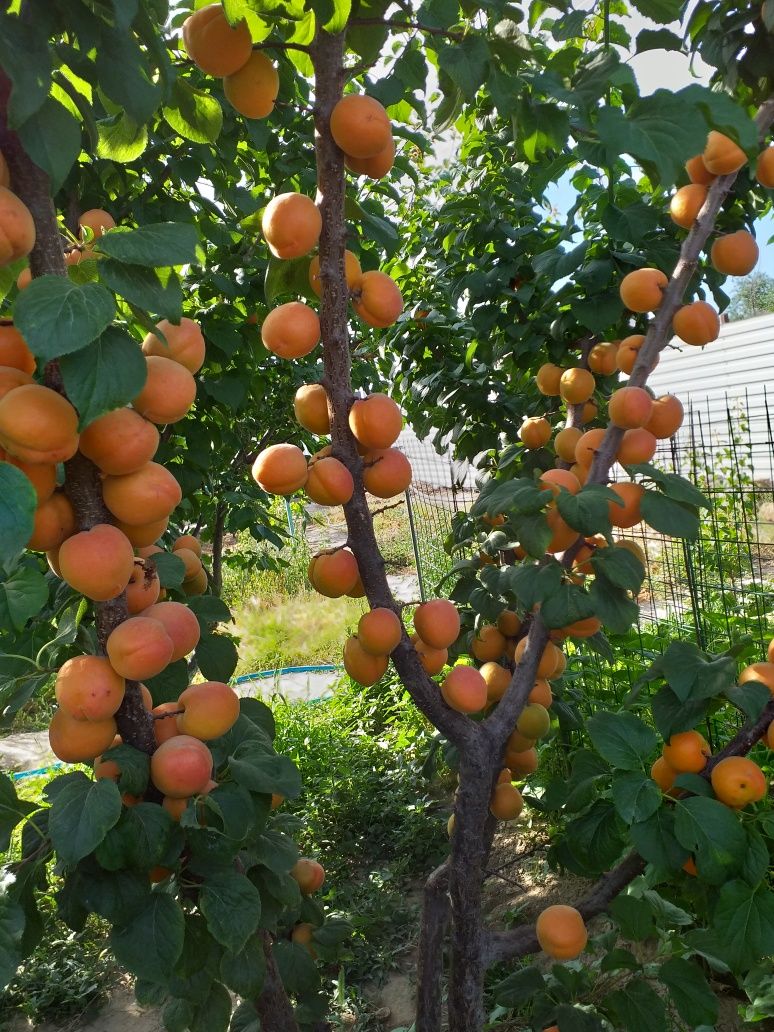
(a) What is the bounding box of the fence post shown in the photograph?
[405,487,427,602]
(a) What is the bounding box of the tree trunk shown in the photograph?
[416,860,450,1032]
[211,500,226,596]
[255,932,300,1032]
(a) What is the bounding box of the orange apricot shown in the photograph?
[352,270,403,328]
[673,301,720,346]
[142,601,201,662]
[559,367,595,405]
[126,560,161,613]
[349,394,403,450]
[49,709,117,763]
[615,537,646,566]
[181,4,252,77]
[262,193,321,260]
[608,482,644,529]
[27,493,76,552]
[262,302,320,360]
[505,747,538,778]
[358,608,402,655]
[582,400,598,423]
[414,599,460,650]
[685,154,715,185]
[116,517,169,548]
[151,735,213,798]
[710,756,767,809]
[536,363,562,396]
[619,268,668,312]
[519,416,551,449]
[480,662,511,703]
[756,146,774,188]
[608,386,654,430]
[172,535,201,558]
[106,616,175,681]
[539,468,581,496]
[308,548,359,597]
[294,384,330,436]
[153,701,182,746]
[132,355,197,424]
[0,324,35,374]
[307,455,354,505]
[517,703,551,739]
[497,610,522,637]
[55,655,125,721]
[0,186,35,266]
[0,384,79,465]
[739,662,774,692]
[102,462,182,526]
[183,568,207,597]
[711,230,759,277]
[0,450,55,504]
[562,616,602,639]
[513,637,563,679]
[536,905,587,960]
[529,679,553,707]
[343,635,388,686]
[78,407,160,476]
[177,681,239,740]
[141,318,206,374]
[616,334,648,375]
[554,426,583,463]
[490,782,524,820]
[309,250,362,296]
[574,427,606,468]
[330,94,391,159]
[587,341,618,376]
[173,547,203,582]
[645,394,684,439]
[650,756,676,792]
[662,730,710,773]
[58,524,135,601]
[0,366,34,402]
[290,858,326,895]
[617,429,657,466]
[545,508,579,555]
[702,131,746,175]
[346,137,395,179]
[411,634,448,676]
[441,666,487,714]
[252,443,308,495]
[223,51,279,119]
[471,625,507,662]
[669,183,708,229]
[362,448,412,498]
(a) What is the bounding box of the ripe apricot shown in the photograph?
[497,610,521,637]
[559,367,595,405]
[650,756,676,792]
[49,708,117,763]
[554,426,582,463]
[471,625,507,663]
[309,250,362,296]
[608,482,644,529]
[0,384,79,465]
[545,509,578,555]
[308,548,359,597]
[617,428,657,465]
[614,537,646,566]
[414,599,460,650]
[536,905,587,960]
[172,535,201,557]
[173,547,203,582]
[330,94,391,159]
[358,608,402,655]
[78,208,115,239]
[182,4,252,77]
[27,493,76,552]
[349,394,403,450]
[153,701,182,746]
[0,450,55,504]
[353,270,403,328]
[514,637,563,679]
[683,856,698,876]
[294,384,330,436]
[0,324,35,374]
[142,601,201,662]
[607,386,653,430]
[252,443,308,495]
[673,301,719,347]
[519,416,551,449]
[563,616,602,639]
[619,268,668,312]
[574,427,606,468]
[362,448,412,498]
[343,635,388,686]
[0,187,35,266]
[645,394,684,439]
[441,666,487,714]
[132,355,197,424]
[16,266,31,290]
[183,568,207,596]
[685,154,715,185]
[517,703,551,739]
[151,734,213,798]
[346,136,395,179]
[539,468,581,497]
[616,334,648,375]
[582,400,598,424]
[177,681,239,740]
[102,462,182,526]
[106,616,175,680]
[411,634,447,676]
[58,524,135,601]
[669,183,708,229]
[0,366,33,402]
[536,363,562,396]
[116,516,169,548]
[307,455,354,505]
[480,662,511,702]
[56,656,125,721]
[702,131,746,175]
[739,662,774,692]
[662,730,710,773]
[162,796,189,821]
[141,318,205,374]
[224,50,279,118]
[505,746,538,777]
[529,679,553,708]
[291,858,325,895]
[587,341,618,376]
[79,407,159,476]
[262,302,320,360]
[126,560,161,613]
[490,782,524,820]
[756,146,774,188]
[291,923,317,957]
[711,756,767,808]
[711,230,759,277]
[262,193,321,260]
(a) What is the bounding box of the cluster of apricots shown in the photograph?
[182,3,279,120]
[289,857,326,955]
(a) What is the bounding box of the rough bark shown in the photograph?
[416,860,450,1032]
[211,499,226,596]
[255,932,300,1032]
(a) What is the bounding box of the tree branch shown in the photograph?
[349,17,464,41]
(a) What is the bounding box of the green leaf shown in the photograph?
[187,595,233,630]
[0,466,36,567]
[539,583,595,629]
[95,29,162,125]
[635,28,684,53]
[688,880,774,972]
[219,934,266,997]
[0,773,35,853]
[612,771,661,824]
[0,564,48,630]
[436,36,490,102]
[16,98,81,192]
[152,552,187,590]
[591,546,645,592]
[264,254,314,305]
[98,261,182,323]
[252,829,299,874]
[111,894,185,982]
[60,327,147,429]
[627,465,709,509]
[658,957,718,1027]
[631,807,689,869]
[724,681,771,720]
[588,576,640,634]
[196,634,239,682]
[640,490,700,539]
[586,712,657,771]
[609,895,655,941]
[0,890,25,990]
[604,977,667,1031]
[493,965,545,1007]
[14,278,116,362]
[200,870,262,953]
[564,799,626,873]
[674,796,746,883]
[229,1002,260,1032]
[0,14,51,128]
[556,483,615,535]
[164,79,223,144]
[191,981,231,1032]
[651,684,709,739]
[240,698,275,740]
[661,641,735,703]
[630,0,682,22]
[163,998,195,1032]
[229,751,302,799]
[48,773,123,867]
[97,224,198,268]
[272,940,320,995]
[97,112,148,163]
[80,869,152,926]
[144,659,189,705]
